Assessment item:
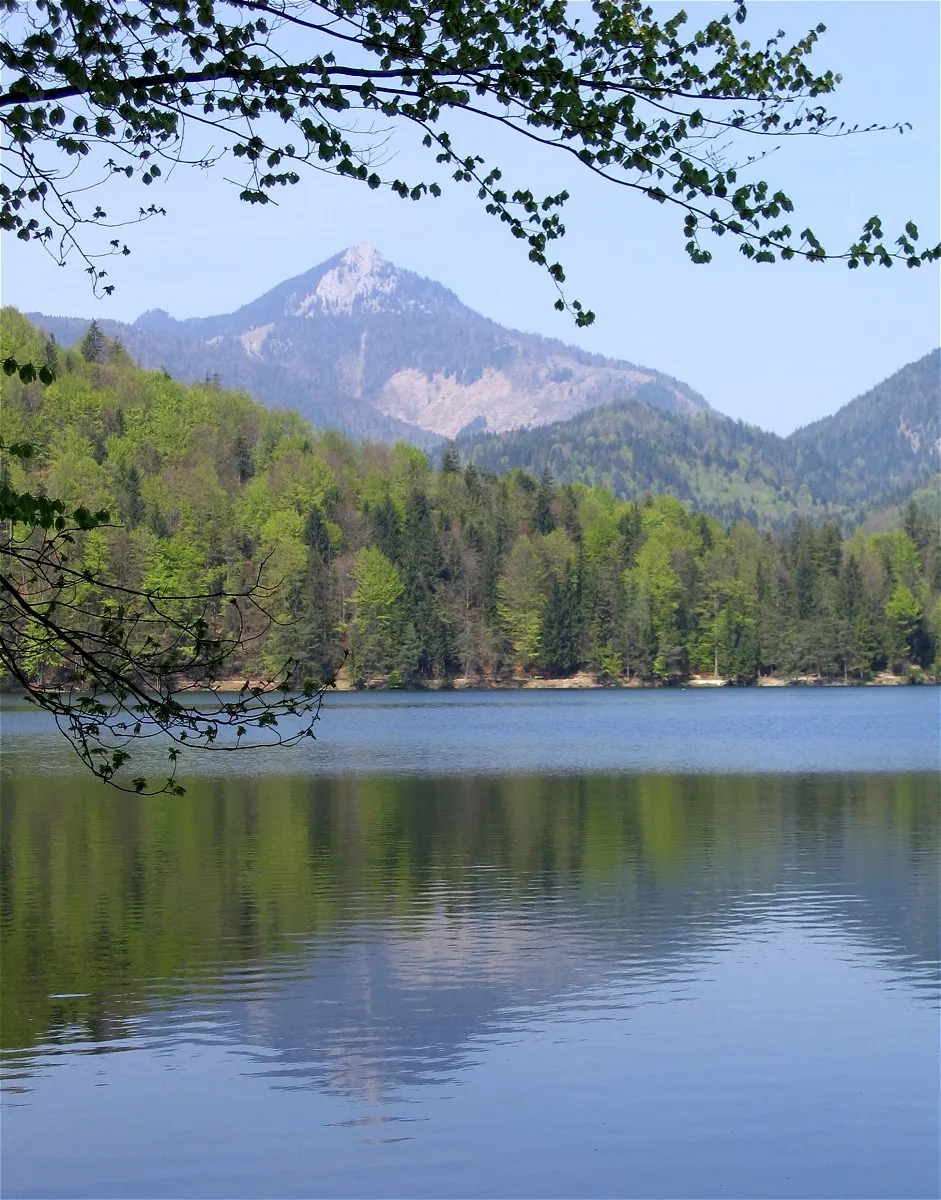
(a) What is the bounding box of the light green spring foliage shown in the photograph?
[2,310,939,687]
[348,546,405,678]
[498,534,548,669]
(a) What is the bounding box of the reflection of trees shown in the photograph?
[1,772,938,1056]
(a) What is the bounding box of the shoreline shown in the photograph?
[6,670,933,698]
[313,669,931,694]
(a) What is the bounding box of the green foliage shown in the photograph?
[3,1,937,308]
[348,546,405,679]
[458,350,941,530]
[3,311,939,702]
[498,535,547,669]
[884,584,924,667]
[0,316,337,794]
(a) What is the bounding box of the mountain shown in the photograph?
[28,242,708,443]
[25,302,445,450]
[24,250,936,526]
[788,349,940,505]
[455,350,941,528]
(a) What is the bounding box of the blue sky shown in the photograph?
[2,1,938,435]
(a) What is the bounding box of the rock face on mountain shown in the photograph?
[30,243,708,442]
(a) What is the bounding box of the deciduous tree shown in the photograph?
[2,0,937,308]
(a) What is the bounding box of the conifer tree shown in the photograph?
[370,496,402,566]
[536,467,556,535]
[78,320,105,364]
[441,443,461,475]
[542,573,579,676]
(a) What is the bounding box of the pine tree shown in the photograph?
[79,320,105,363]
[848,607,878,679]
[839,555,864,617]
[617,503,642,566]
[536,466,556,534]
[403,489,444,597]
[291,564,336,684]
[394,621,423,686]
[233,435,254,485]
[303,505,331,562]
[463,461,480,499]
[792,523,817,622]
[290,504,336,682]
[541,573,579,675]
[43,334,58,374]
[441,442,461,474]
[370,495,402,565]
[117,463,145,527]
[903,500,931,555]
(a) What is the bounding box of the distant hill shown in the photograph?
[27,242,708,443]
[456,351,941,528]
[788,349,940,505]
[456,400,811,527]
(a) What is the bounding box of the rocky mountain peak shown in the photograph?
[295,242,399,317]
[29,244,711,442]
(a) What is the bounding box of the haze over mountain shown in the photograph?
[29,242,707,444]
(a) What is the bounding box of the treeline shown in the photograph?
[2,308,939,688]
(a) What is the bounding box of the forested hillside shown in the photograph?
[24,309,445,449]
[3,310,939,688]
[789,349,940,503]
[456,350,941,528]
[456,401,806,528]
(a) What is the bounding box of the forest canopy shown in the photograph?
[3,311,939,711]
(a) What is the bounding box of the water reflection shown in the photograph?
[3,771,937,1085]
[3,770,939,1198]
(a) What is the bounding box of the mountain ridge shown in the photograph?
[26,242,708,441]
[455,349,940,528]
[3,302,937,533]
[23,248,938,526]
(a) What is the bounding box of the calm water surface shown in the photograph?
[1,689,939,1198]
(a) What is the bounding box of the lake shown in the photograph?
[1,688,939,1198]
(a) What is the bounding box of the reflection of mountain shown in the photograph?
[163,807,938,1100]
[2,771,937,1095]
